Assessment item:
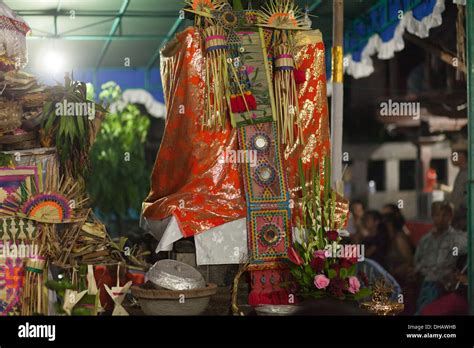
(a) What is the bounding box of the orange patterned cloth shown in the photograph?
[283,30,348,229]
[143,28,346,239]
[284,30,331,195]
[142,27,246,238]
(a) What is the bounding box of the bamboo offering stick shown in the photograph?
[203,25,230,130]
[274,44,300,146]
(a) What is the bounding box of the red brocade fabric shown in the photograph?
[283,33,331,197]
[142,27,246,237]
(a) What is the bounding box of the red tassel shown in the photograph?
[236,96,246,113]
[244,93,257,110]
[294,69,306,84]
[230,96,239,113]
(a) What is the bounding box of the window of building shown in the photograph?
[367,160,386,192]
[399,160,416,191]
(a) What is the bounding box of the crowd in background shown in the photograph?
[348,199,468,315]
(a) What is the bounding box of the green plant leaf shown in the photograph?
[327,269,337,279]
[354,287,372,301]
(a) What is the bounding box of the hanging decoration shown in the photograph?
[258,0,309,146]
[0,2,30,71]
[203,25,231,129]
[20,227,48,315]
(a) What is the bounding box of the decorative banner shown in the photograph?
[0,217,38,316]
[247,207,291,269]
[238,123,292,271]
[238,123,288,206]
[229,30,276,128]
[0,167,39,211]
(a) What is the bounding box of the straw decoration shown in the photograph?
[21,227,48,315]
[259,0,306,30]
[273,44,301,145]
[203,25,230,129]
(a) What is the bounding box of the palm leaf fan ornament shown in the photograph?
[0,164,88,223]
[258,0,308,30]
[184,0,229,21]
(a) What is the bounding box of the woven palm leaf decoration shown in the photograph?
[258,0,308,30]
[258,0,310,146]
[184,1,234,129]
[0,163,88,223]
[184,0,228,19]
[202,24,231,129]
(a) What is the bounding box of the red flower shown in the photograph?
[244,93,257,110]
[230,96,239,113]
[330,263,341,276]
[326,230,339,241]
[310,257,325,273]
[288,247,304,266]
[339,258,351,269]
[339,257,357,269]
[236,96,246,113]
[294,69,306,84]
[328,277,346,298]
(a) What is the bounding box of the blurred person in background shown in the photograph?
[382,213,414,285]
[414,201,467,314]
[347,199,365,242]
[420,255,468,315]
[382,203,411,238]
[361,210,388,267]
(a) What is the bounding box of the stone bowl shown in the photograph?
[131,283,217,316]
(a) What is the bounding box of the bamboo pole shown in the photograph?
[331,0,344,193]
[466,0,474,315]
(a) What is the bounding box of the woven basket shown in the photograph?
[0,100,21,133]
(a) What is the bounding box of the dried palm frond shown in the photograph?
[258,0,307,30]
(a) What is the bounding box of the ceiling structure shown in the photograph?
[4,0,379,72]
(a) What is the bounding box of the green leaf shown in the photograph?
[339,268,348,279]
[354,287,372,301]
[327,269,337,279]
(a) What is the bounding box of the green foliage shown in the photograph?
[87,81,150,224]
[42,75,107,178]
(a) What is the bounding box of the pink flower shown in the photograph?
[347,276,361,294]
[313,250,327,259]
[288,247,304,266]
[314,274,330,289]
[246,66,255,75]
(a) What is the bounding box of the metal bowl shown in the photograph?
[146,259,205,291]
[255,304,301,316]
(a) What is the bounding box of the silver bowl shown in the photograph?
[255,304,301,316]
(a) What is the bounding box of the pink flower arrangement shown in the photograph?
[314,275,330,289]
[348,276,361,294]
